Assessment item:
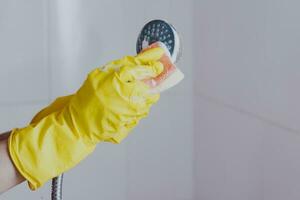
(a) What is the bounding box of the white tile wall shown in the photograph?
[0,181,51,200]
[0,67,49,104]
[194,0,300,132]
[195,95,300,200]
[194,0,300,199]
[0,0,49,104]
[0,103,48,132]
[195,96,264,200]
[127,94,194,200]
[263,127,300,200]
[62,143,128,200]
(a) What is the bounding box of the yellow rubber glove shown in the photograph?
[8,47,165,190]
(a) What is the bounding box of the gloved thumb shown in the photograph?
[135,47,165,63]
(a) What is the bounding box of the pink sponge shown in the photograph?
[140,42,184,93]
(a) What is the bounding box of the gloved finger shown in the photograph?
[145,93,160,105]
[135,46,165,64]
[100,44,166,73]
[139,93,160,113]
[102,115,140,144]
[134,93,159,118]
[30,95,74,124]
[118,62,163,83]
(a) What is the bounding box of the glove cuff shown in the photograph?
[8,116,96,190]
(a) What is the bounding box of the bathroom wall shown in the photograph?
[194,0,300,199]
[3,0,299,200]
[0,0,195,199]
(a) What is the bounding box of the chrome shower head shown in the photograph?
[136,19,181,63]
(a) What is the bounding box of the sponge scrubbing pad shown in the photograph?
[141,42,184,93]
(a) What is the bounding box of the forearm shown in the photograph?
[0,131,25,194]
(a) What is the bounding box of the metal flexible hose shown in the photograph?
[51,174,64,200]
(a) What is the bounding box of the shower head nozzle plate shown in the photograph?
[136,19,181,63]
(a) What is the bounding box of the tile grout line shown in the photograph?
[197,92,300,135]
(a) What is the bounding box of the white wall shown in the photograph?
[195,0,300,200]
[0,0,195,200]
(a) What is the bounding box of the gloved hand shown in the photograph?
[8,46,165,190]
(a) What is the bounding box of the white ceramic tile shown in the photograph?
[0,103,48,132]
[0,67,49,104]
[263,126,300,200]
[196,93,300,200]
[195,95,264,200]
[127,93,195,200]
[0,0,47,63]
[0,181,51,200]
[63,143,127,200]
[0,0,49,103]
[49,0,137,97]
[194,0,300,131]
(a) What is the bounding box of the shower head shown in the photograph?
[136,19,184,92]
[136,19,181,63]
